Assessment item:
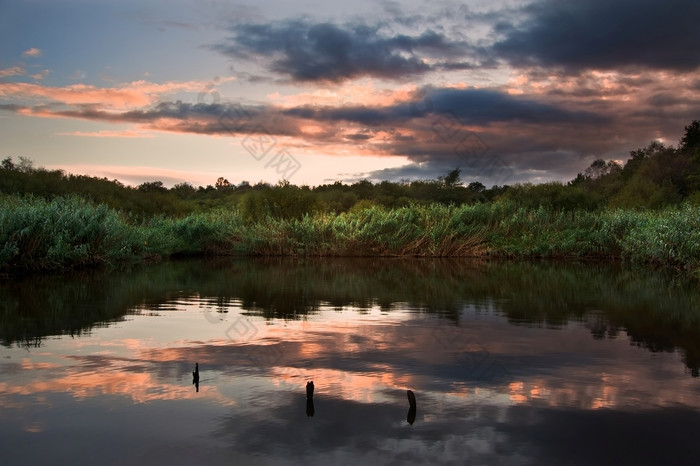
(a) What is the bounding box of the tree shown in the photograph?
[468,181,486,194]
[584,159,609,180]
[17,156,34,173]
[215,177,231,189]
[568,173,587,186]
[1,157,15,170]
[680,120,700,151]
[172,182,196,197]
[138,181,166,192]
[441,168,462,187]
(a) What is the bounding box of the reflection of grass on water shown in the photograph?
[1,196,699,276]
[2,257,699,376]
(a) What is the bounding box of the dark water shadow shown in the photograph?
[2,257,700,375]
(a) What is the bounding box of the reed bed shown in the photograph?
[2,195,699,274]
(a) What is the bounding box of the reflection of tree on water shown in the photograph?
[4,257,700,377]
[306,381,315,417]
[193,362,199,392]
[584,312,621,340]
[407,390,416,425]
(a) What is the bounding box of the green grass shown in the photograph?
[0,195,146,271]
[2,195,699,275]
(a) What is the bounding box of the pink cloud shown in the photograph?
[48,163,220,187]
[0,66,25,78]
[0,79,215,110]
[267,80,417,108]
[29,69,50,80]
[56,129,155,138]
[22,47,42,58]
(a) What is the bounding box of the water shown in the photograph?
[1,258,700,465]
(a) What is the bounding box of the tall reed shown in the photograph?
[2,195,699,274]
[0,196,145,271]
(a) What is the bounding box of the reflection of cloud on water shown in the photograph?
[3,300,700,465]
[270,366,414,405]
[6,303,699,419]
[209,389,542,465]
[206,384,700,465]
[0,353,237,408]
[136,310,700,412]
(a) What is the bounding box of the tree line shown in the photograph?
[2,121,699,219]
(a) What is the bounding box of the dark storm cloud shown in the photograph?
[284,86,605,126]
[284,104,404,126]
[6,76,695,187]
[344,132,373,141]
[359,149,581,188]
[0,104,24,112]
[4,83,620,186]
[212,0,700,84]
[423,87,606,124]
[494,0,700,72]
[214,19,477,82]
[29,100,302,137]
[9,85,600,136]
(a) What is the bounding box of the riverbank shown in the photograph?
[1,195,699,277]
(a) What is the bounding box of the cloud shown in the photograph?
[0,66,26,78]
[0,79,217,110]
[12,99,303,139]
[213,0,700,85]
[421,87,606,124]
[493,0,700,72]
[29,69,50,80]
[215,19,478,82]
[0,85,662,186]
[49,164,219,187]
[3,67,698,187]
[56,129,155,138]
[282,86,600,126]
[22,48,42,58]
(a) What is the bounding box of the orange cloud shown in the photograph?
[0,79,215,110]
[0,368,234,406]
[267,80,418,108]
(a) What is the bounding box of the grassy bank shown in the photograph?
[1,195,699,274]
[0,196,147,272]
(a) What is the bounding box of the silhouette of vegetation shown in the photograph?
[3,258,699,375]
[1,121,699,274]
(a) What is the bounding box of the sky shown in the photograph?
[1,0,699,188]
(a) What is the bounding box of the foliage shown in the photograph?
[0,196,146,271]
[2,121,700,275]
[3,122,700,216]
[680,120,700,152]
[1,194,699,275]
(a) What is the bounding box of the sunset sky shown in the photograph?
[1,0,699,188]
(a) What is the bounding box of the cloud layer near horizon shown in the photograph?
[1,0,699,186]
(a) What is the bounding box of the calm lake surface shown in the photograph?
[2,258,700,465]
